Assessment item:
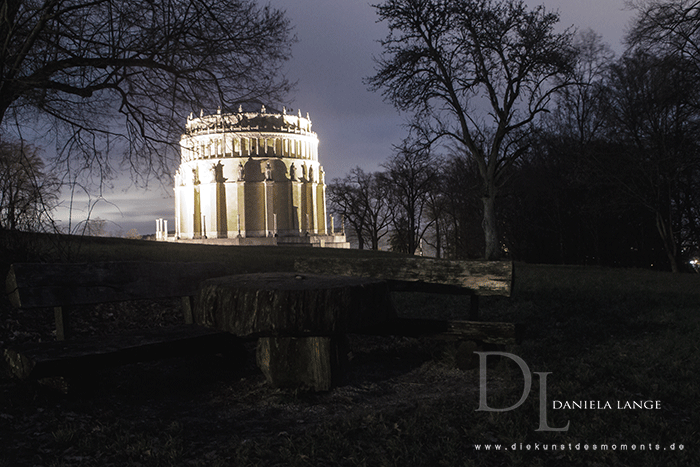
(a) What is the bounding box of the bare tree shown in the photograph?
[357,170,392,250]
[531,31,616,264]
[125,228,141,240]
[628,0,700,70]
[80,217,108,237]
[328,173,368,249]
[367,0,576,259]
[603,50,700,271]
[327,167,391,250]
[422,166,448,258]
[552,30,615,146]
[381,141,438,255]
[0,139,59,231]
[0,0,294,185]
[440,152,486,259]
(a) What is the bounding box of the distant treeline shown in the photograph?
[330,26,700,272]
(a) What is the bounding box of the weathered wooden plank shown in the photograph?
[381,318,523,345]
[2,325,239,380]
[6,262,230,309]
[194,273,396,337]
[256,336,348,391]
[294,258,513,297]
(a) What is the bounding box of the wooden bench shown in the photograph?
[190,259,520,392]
[294,257,521,346]
[3,262,239,388]
[3,257,520,392]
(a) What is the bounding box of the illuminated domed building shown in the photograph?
[169,104,348,247]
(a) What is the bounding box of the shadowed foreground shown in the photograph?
[0,238,698,466]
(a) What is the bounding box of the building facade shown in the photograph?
[172,104,347,247]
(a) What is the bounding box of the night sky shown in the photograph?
[54,0,634,237]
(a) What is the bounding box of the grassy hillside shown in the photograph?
[0,231,407,277]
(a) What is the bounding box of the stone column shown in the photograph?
[264,180,268,235]
[291,180,302,233]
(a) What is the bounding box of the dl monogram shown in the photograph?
[475,351,569,432]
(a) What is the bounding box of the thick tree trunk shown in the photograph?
[371,227,379,250]
[482,195,499,260]
[656,210,679,273]
[435,218,442,258]
[355,226,365,249]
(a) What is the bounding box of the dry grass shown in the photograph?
[0,235,698,466]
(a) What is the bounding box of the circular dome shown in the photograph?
[174,104,330,243]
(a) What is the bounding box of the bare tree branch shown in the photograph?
[366,0,576,258]
[0,0,295,187]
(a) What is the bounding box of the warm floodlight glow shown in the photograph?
[167,105,349,248]
[690,258,699,273]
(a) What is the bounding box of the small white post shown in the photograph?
[157,218,166,240]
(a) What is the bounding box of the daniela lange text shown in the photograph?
[552,400,662,410]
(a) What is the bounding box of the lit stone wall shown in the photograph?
[174,105,328,240]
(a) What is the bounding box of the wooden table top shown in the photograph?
[193,272,396,337]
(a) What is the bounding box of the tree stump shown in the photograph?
[256,336,349,391]
[193,273,394,390]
